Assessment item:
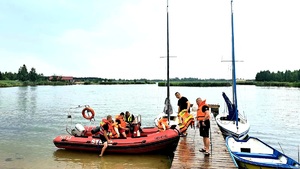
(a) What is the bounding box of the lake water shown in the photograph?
[0,84,299,169]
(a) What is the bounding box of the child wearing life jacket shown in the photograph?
[115,112,128,138]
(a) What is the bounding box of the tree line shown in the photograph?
[2,64,299,84]
[255,70,300,82]
[0,64,45,81]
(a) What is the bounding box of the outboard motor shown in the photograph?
[71,124,85,136]
[91,126,101,134]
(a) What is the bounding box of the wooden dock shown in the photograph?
[171,115,237,169]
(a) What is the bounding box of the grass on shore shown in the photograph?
[0,80,155,88]
[158,81,300,88]
[1,80,300,88]
[0,80,71,87]
[0,80,23,87]
[158,81,231,87]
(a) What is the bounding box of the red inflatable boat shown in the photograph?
[53,106,180,154]
[53,128,179,154]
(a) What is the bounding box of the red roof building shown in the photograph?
[49,76,74,82]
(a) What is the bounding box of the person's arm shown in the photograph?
[186,100,190,111]
[202,110,210,126]
[116,120,123,129]
[203,109,210,121]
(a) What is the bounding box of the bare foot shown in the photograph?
[99,154,103,157]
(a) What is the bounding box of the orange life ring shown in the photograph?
[82,107,95,120]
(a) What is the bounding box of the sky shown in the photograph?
[0,0,299,80]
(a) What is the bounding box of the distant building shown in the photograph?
[49,76,74,82]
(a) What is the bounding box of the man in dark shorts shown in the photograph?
[198,104,211,156]
[99,115,113,157]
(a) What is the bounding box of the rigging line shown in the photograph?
[278,142,285,154]
[230,0,239,129]
[298,145,300,163]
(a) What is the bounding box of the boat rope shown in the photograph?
[298,145,300,163]
[278,142,284,154]
[210,113,213,156]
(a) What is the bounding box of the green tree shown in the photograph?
[28,67,38,81]
[17,64,29,81]
[255,70,271,81]
[37,73,46,81]
[4,72,18,80]
[0,71,3,80]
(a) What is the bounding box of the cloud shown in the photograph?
[1,0,300,79]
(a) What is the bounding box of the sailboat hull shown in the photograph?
[216,114,249,140]
[226,136,300,169]
[234,161,292,169]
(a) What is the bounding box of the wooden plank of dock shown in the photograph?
[171,115,237,169]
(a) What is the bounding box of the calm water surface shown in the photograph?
[0,84,299,169]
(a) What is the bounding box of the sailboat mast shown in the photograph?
[165,0,171,123]
[167,0,170,102]
[231,0,238,128]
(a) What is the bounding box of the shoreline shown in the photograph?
[1,80,300,88]
[0,80,155,88]
[158,81,300,88]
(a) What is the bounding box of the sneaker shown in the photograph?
[199,148,206,152]
[204,152,210,156]
[180,133,187,137]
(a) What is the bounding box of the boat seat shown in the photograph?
[234,152,277,159]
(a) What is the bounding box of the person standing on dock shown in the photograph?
[175,92,190,136]
[175,92,191,113]
[196,97,211,156]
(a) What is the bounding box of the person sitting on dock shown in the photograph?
[196,98,211,156]
[115,112,128,138]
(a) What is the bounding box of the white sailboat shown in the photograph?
[154,0,194,133]
[154,0,179,127]
[216,0,250,140]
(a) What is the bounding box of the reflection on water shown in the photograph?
[53,149,171,169]
[0,85,299,168]
[17,86,37,114]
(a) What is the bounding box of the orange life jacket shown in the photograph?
[178,109,194,131]
[179,109,194,123]
[100,119,118,138]
[197,100,208,121]
[116,115,126,128]
[158,118,169,131]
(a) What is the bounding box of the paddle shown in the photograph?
[110,140,146,145]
